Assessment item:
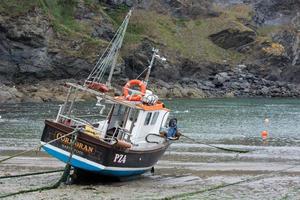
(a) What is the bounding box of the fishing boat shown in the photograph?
[40,10,179,177]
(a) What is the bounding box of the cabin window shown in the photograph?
[129,109,139,122]
[151,112,159,125]
[113,105,125,116]
[144,112,152,125]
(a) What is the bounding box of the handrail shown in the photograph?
[57,114,89,126]
[106,126,132,143]
[145,133,167,144]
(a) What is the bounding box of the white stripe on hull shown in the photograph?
[41,142,153,171]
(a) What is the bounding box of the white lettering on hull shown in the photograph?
[113,154,127,163]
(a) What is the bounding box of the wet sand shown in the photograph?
[1,145,300,200]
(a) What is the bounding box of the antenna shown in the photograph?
[144,48,166,85]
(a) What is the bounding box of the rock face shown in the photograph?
[253,0,300,25]
[0,6,94,84]
[273,30,298,64]
[209,22,256,49]
[0,84,23,103]
[0,0,300,102]
[0,11,50,83]
[103,0,217,18]
[281,65,300,84]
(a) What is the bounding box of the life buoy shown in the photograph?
[86,81,109,93]
[123,79,146,101]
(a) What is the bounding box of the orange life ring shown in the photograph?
[123,79,146,101]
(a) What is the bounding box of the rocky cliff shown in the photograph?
[1,0,300,103]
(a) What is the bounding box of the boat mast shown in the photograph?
[85,10,132,87]
[144,48,166,86]
[106,10,132,87]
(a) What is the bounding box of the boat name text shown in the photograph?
[56,132,95,154]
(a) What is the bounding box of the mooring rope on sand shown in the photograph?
[0,130,79,199]
[160,163,300,200]
[181,134,251,153]
[0,169,64,180]
[0,129,80,164]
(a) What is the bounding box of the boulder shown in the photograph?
[184,88,206,98]
[261,86,270,95]
[213,72,230,86]
[157,79,171,89]
[209,22,256,49]
[0,85,23,103]
[170,84,183,98]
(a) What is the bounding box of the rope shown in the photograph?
[0,183,62,199]
[0,129,80,164]
[0,169,64,180]
[160,162,300,200]
[58,130,78,184]
[0,130,79,198]
[181,134,251,154]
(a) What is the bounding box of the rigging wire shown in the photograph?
[86,10,132,85]
[135,66,149,80]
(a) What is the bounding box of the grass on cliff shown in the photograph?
[39,0,108,60]
[123,7,250,64]
[0,0,39,16]
[0,0,82,33]
[39,0,96,36]
[1,1,253,64]
[0,0,106,58]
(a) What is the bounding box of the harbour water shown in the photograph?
[1,98,300,149]
[0,98,300,199]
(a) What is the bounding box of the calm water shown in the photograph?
[0,98,300,150]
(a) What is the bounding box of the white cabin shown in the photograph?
[102,102,170,147]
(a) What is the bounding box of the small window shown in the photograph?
[129,109,138,122]
[112,105,125,116]
[151,112,159,125]
[144,112,152,125]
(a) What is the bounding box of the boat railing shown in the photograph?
[56,104,105,127]
[56,113,91,127]
[107,126,132,143]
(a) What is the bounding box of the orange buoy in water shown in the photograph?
[261,130,268,140]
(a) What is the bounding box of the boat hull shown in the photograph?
[41,120,169,177]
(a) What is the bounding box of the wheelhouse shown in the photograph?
[55,83,170,149]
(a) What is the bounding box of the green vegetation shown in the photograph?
[216,4,253,21]
[40,0,87,34]
[125,9,247,63]
[0,0,39,16]
[105,4,129,25]
[1,1,255,64]
[257,25,283,39]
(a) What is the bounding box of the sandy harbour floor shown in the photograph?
[1,145,300,200]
